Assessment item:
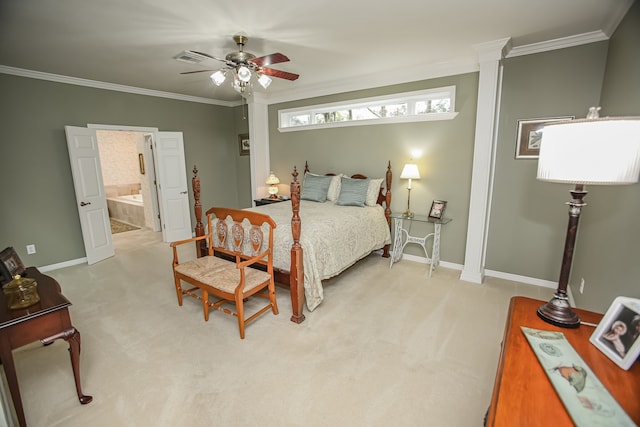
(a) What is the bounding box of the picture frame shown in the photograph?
[589,296,640,370]
[428,200,447,220]
[238,133,250,156]
[515,116,574,159]
[0,246,26,283]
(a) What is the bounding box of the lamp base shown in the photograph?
[268,194,279,199]
[403,210,414,218]
[537,294,581,328]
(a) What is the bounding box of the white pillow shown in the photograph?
[327,174,343,201]
[366,178,384,206]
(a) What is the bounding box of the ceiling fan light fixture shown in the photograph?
[237,65,252,83]
[210,70,226,86]
[258,74,272,89]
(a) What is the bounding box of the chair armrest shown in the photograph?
[171,235,208,265]
[169,234,208,248]
[237,249,271,269]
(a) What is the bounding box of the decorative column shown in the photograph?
[460,38,511,284]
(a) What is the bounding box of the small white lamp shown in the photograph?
[536,109,640,327]
[400,163,420,217]
[266,172,280,199]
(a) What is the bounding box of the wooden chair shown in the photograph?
[170,207,278,339]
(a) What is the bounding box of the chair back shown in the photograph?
[205,207,276,267]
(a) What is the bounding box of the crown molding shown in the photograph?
[507,31,609,58]
[0,65,238,107]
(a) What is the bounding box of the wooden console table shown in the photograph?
[486,296,640,426]
[0,267,92,427]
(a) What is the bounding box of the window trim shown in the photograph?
[278,86,458,132]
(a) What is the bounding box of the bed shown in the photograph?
[191,162,392,323]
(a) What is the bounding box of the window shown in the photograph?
[278,86,457,131]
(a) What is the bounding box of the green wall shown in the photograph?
[488,43,608,280]
[267,74,479,264]
[0,74,239,267]
[571,2,640,312]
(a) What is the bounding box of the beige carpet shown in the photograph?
[5,229,554,427]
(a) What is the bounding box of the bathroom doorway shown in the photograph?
[96,130,160,237]
[96,129,161,237]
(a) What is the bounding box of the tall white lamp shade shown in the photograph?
[536,114,640,328]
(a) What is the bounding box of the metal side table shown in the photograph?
[389,213,451,277]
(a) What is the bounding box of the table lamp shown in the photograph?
[536,108,640,328]
[400,163,420,217]
[266,172,280,199]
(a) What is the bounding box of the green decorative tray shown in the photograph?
[521,327,635,426]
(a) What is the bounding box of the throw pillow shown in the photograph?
[301,173,333,202]
[336,176,370,207]
[327,174,343,201]
[365,178,384,206]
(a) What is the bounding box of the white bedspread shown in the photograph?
[249,200,391,311]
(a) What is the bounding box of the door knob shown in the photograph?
[180,191,188,194]
[80,201,91,206]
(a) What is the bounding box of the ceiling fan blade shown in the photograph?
[250,52,290,67]
[261,67,299,81]
[180,69,217,75]
[188,50,238,67]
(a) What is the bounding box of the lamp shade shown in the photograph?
[400,163,421,180]
[537,118,640,185]
[266,172,280,185]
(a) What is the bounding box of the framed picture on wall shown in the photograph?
[238,134,250,156]
[515,116,573,159]
[589,296,640,370]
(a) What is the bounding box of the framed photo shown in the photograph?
[0,247,26,283]
[238,133,250,156]
[428,200,447,220]
[515,116,573,159]
[589,296,640,370]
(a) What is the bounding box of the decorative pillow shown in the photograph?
[336,176,370,207]
[301,173,333,202]
[326,174,343,201]
[366,178,384,206]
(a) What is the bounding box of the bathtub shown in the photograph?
[107,194,145,227]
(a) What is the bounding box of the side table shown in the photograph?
[486,296,640,425]
[0,267,92,427]
[254,198,285,206]
[389,214,451,277]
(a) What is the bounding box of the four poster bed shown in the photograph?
[191,162,393,323]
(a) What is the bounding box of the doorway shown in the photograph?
[66,124,192,264]
[96,129,161,238]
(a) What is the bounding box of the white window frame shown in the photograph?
[278,86,458,132]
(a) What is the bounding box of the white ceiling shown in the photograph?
[0,0,633,105]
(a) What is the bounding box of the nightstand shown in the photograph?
[254,198,284,206]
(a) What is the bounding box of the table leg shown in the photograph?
[41,327,93,405]
[0,343,27,427]
[390,218,404,268]
[429,223,442,278]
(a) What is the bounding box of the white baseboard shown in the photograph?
[38,257,87,273]
[392,251,563,294]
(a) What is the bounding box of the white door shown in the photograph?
[64,126,115,264]
[155,132,192,242]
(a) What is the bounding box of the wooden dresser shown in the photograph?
[486,296,640,426]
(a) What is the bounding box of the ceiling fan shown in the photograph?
[179,33,299,97]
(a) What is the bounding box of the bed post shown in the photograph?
[382,161,392,258]
[289,166,306,323]
[192,165,206,258]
